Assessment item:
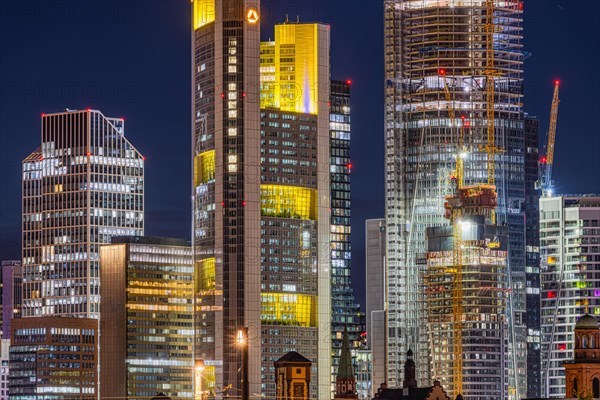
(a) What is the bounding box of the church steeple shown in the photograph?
[335,327,358,399]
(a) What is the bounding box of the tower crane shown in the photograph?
[538,81,561,197]
[439,69,467,397]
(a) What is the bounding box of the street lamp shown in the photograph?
[236,327,249,400]
[195,360,205,400]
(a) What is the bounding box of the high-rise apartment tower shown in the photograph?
[540,195,600,397]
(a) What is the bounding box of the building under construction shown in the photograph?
[384,0,528,396]
[425,185,509,400]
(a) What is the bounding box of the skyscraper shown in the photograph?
[100,236,194,399]
[384,1,527,395]
[192,2,331,398]
[21,109,144,319]
[524,114,541,397]
[540,195,600,397]
[330,80,364,384]
[365,219,387,393]
[192,0,262,397]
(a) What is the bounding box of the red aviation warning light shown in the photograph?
[346,79,352,85]
[438,69,446,76]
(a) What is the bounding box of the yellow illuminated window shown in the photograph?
[228,65,237,73]
[198,258,216,291]
[194,150,215,186]
[260,293,316,327]
[260,184,318,220]
[193,0,215,29]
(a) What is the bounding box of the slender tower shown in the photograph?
[192,0,261,397]
[384,0,527,396]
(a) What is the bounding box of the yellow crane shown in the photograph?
[539,81,561,197]
[440,69,466,397]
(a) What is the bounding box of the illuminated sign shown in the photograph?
[246,7,259,24]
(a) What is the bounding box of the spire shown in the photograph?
[337,326,354,380]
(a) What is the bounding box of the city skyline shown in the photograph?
[1,0,599,317]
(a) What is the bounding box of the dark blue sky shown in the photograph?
[1,0,599,308]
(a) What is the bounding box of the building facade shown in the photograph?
[425,212,509,400]
[8,317,98,399]
[1,261,22,339]
[365,219,387,392]
[1,339,8,400]
[22,109,144,318]
[192,2,331,398]
[330,80,365,386]
[540,196,600,397]
[99,236,194,399]
[524,114,541,397]
[564,314,600,399]
[384,1,527,395]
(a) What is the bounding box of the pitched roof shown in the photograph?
[274,351,311,364]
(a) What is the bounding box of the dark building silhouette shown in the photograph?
[335,327,358,399]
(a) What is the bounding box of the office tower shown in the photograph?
[540,195,600,397]
[524,115,541,397]
[21,109,144,318]
[99,236,193,399]
[365,219,387,391]
[384,0,527,393]
[1,261,22,339]
[259,21,331,398]
[192,0,261,396]
[9,317,98,399]
[330,80,364,383]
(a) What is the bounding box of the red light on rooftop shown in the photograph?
[41,113,45,117]
[86,108,91,112]
[347,163,353,170]
[346,79,352,85]
[438,69,446,76]
[554,80,560,85]
[142,156,146,161]
[540,156,548,164]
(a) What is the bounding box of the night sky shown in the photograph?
[1,0,599,308]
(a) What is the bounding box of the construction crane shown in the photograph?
[538,81,561,197]
[439,69,467,397]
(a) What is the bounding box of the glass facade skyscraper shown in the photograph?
[384,1,527,396]
[192,2,331,398]
[330,80,364,385]
[21,109,144,319]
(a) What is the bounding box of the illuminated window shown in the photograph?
[228,155,237,164]
[228,101,237,109]
[228,128,237,137]
[229,92,237,100]
[260,293,316,327]
[228,83,237,91]
[228,164,238,173]
[229,56,237,64]
[198,258,216,291]
[260,185,318,220]
[228,110,237,119]
[228,65,237,73]
[194,150,216,186]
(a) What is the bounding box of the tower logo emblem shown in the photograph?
[247,7,259,24]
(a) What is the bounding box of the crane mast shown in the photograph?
[539,81,561,197]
